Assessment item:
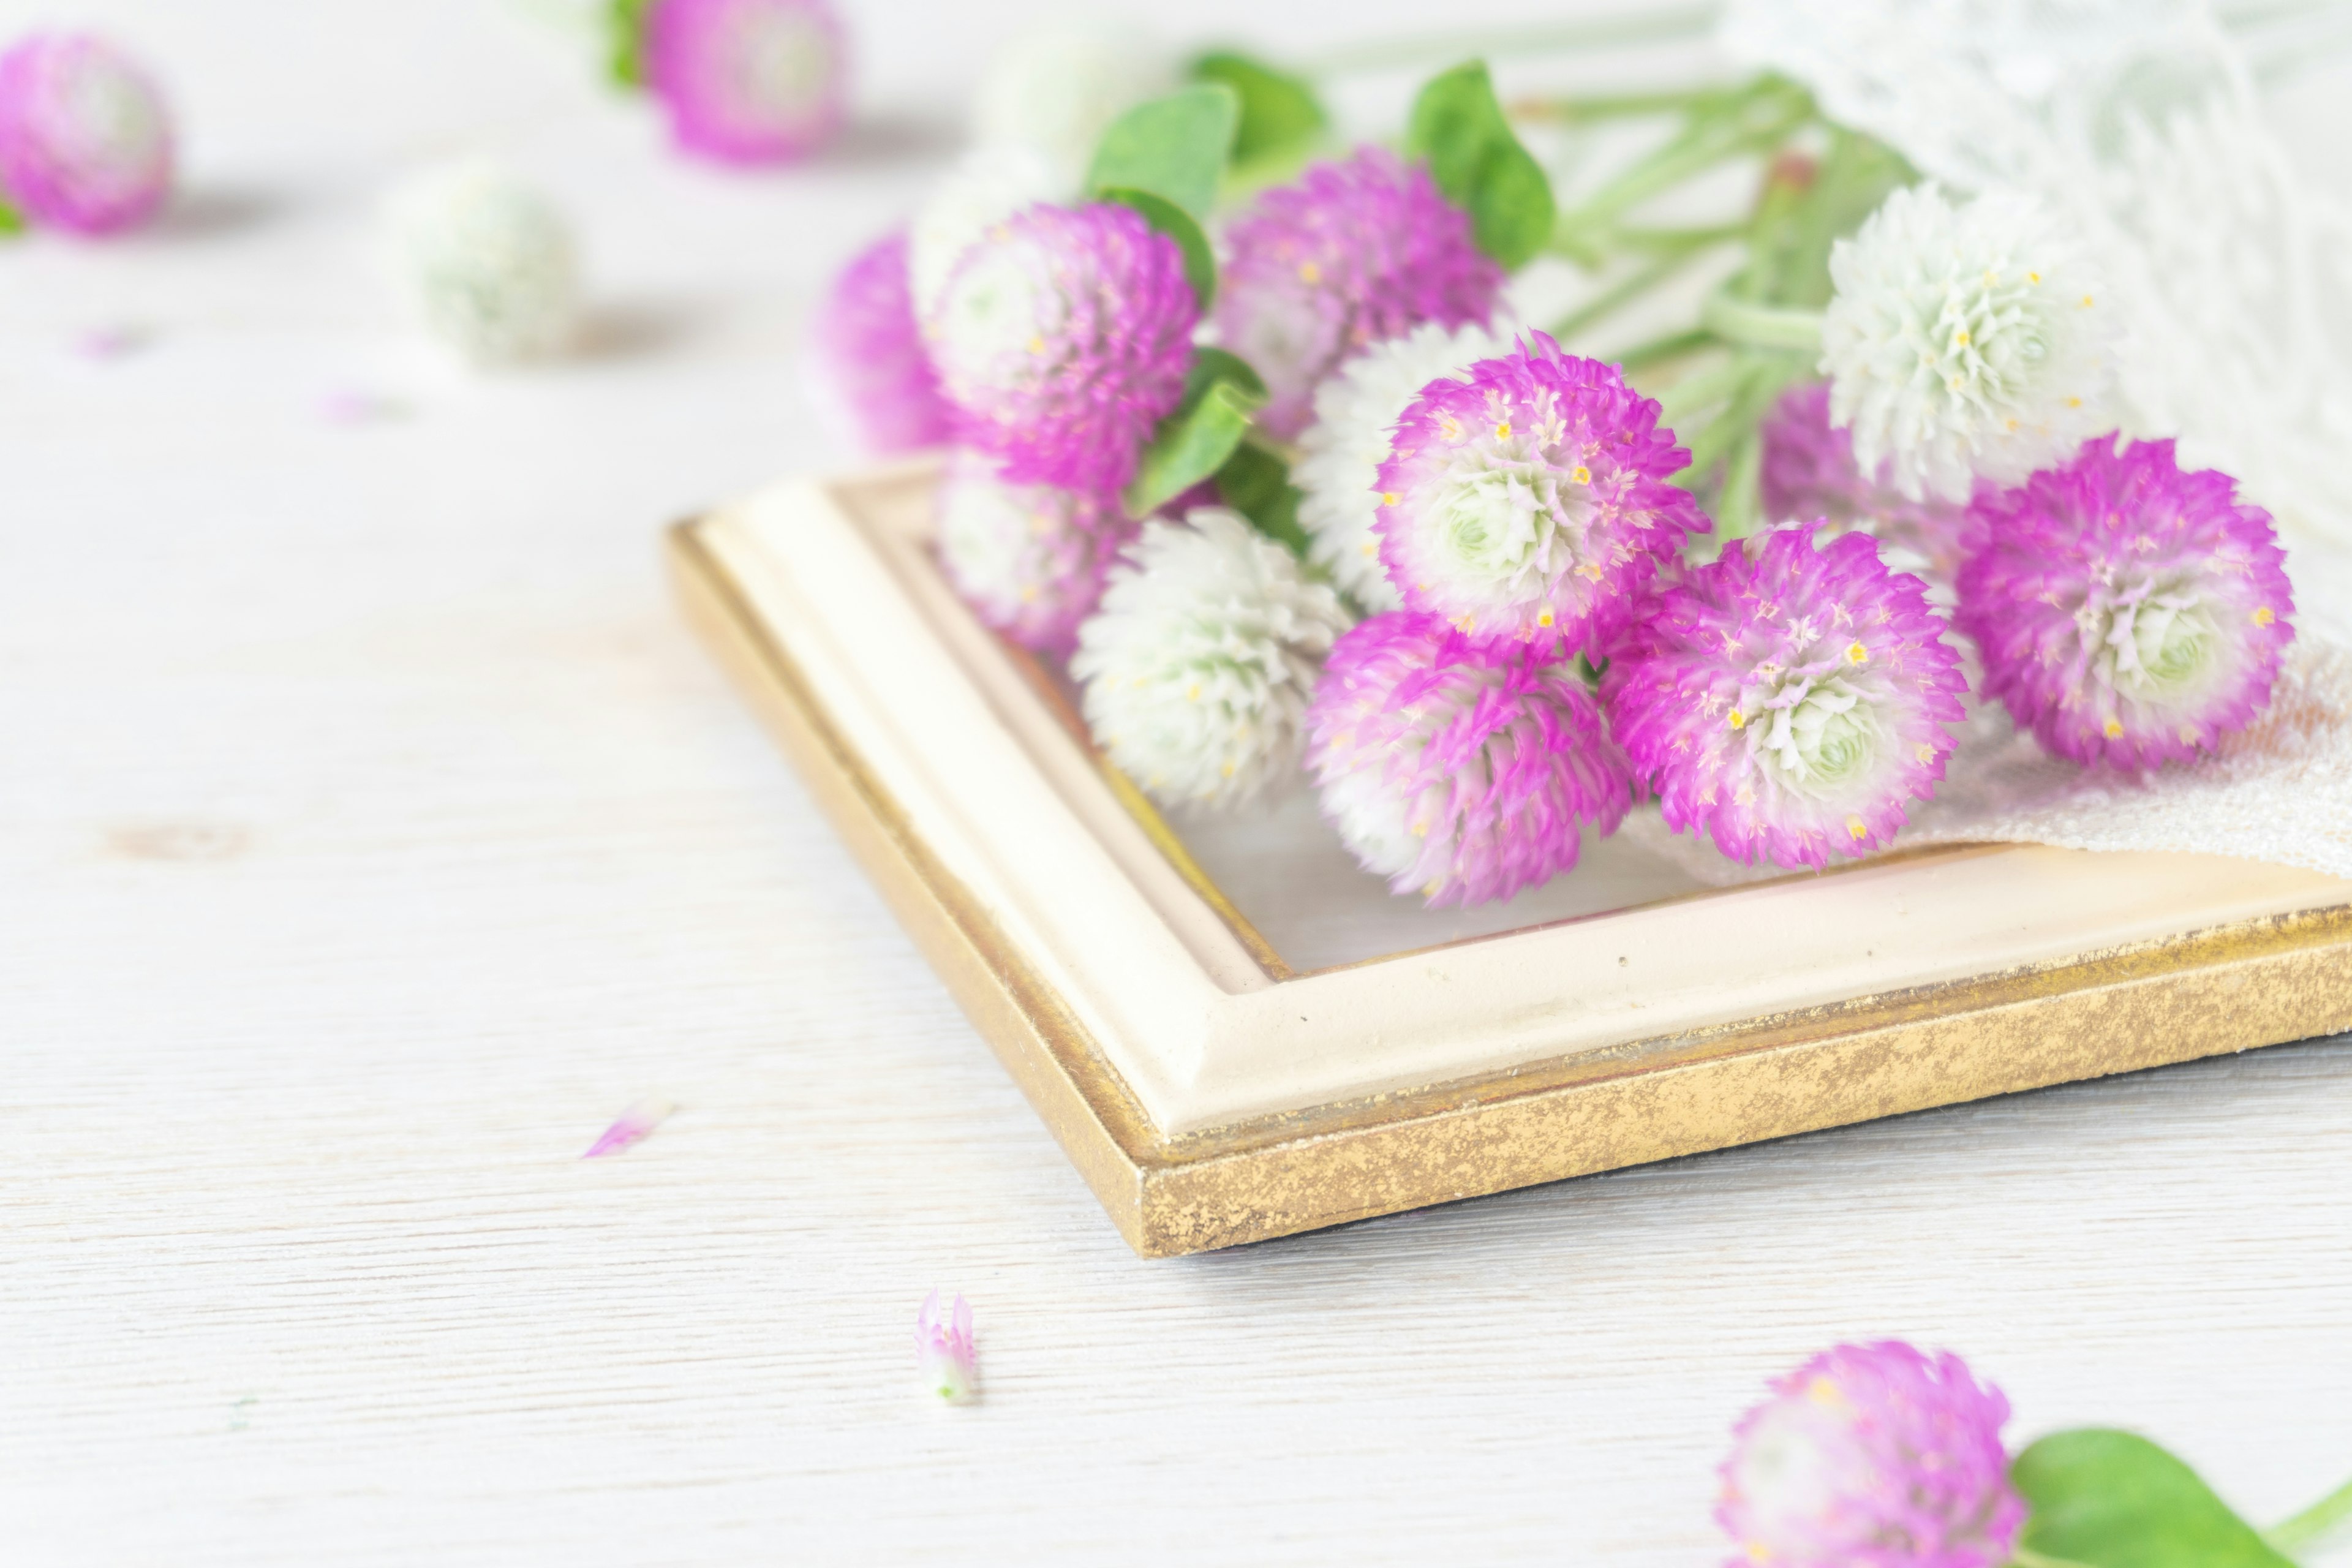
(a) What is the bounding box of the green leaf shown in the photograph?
[1187,50,1327,167]
[1211,442,1313,559]
[1096,186,1219,310]
[1085,83,1239,226]
[604,0,650,87]
[1125,353,1268,519]
[2013,1430,2297,1568]
[1404,59,1557,271]
[0,198,24,237]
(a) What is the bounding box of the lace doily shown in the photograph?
[1694,0,2352,884]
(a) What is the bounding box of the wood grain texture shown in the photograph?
[3,2,2351,1562]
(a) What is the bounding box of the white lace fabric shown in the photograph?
[1697,0,2352,884]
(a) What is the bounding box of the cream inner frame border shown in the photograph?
[691,461,2352,1138]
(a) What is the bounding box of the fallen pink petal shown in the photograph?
[71,323,149,360]
[582,1098,674,1159]
[916,1288,976,1404]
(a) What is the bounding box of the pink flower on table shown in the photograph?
[1374,332,1703,659]
[1717,1341,2024,1568]
[935,447,1133,657]
[926,201,1197,496]
[646,0,846,166]
[803,228,950,454]
[1760,382,1972,579]
[1956,434,2295,770]
[0,32,173,236]
[1306,613,1634,908]
[916,1289,976,1404]
[1603,524,1967,870]
[1216,146,1505,438]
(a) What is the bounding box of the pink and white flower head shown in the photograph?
[646,0,846,166]
[1374,332,1705,658]
[1604,524,1968,870]
[0,32,173,236]
[927,200,1197,496]
[935,448,1132,657]
[1762,382,1972,580]
[1956,435,2295,769]
[1306,614,1634,908]
[804,229,950,454]
[1073,508,1353,810]
[1216,146,1505,438]
[1717,1341,2024,1568]
[915,1289,976,1405]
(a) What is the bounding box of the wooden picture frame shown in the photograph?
[670,460,2352,1257]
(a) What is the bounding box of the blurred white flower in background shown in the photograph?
[384,160,579,366]
[970,21,1169,191]
[905,141,1065,322]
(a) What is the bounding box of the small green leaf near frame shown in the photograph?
[605,0,650,86]
[1096,186,1219,311]
[0,198,24,236]
[1187,50,1327,167]
[1211,442,1314,559]
[1085,83,1240,226]
[1125,358,1268,519]
[2012,1430,2297,1568]
[1404,60,1557,271]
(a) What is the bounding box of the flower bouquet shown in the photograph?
[676,0,2352,1254]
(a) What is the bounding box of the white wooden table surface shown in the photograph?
[5,2,2350,1562]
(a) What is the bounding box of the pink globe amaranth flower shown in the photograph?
[927,201,1197,496]
[1306,612,1634,908]
[934,448,1133,657]
[1956,434,2295,770]
[646,0,846,166]
[1216,146,1505,439]
[1717,1341,2024,1568]
[803,229,949,454]
[0,32,173,236]
[1375,333,1705,660]
[1604,524,1968,870]
[1762,381,1973,578]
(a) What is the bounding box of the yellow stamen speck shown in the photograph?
[1537,609,1555,628]
[1186,684,1201,703]
[1846,815,1868,840]
[1221,761,1236,777]
[1411,821,1429,838]
[2104,718,2125,739]
[1727,709,1746,731]
[1572,465,1591,484]
[1955,330,1971,347]
[1846,641,1867,664]
[2067,397,2082,409]
[2255,606,2276,627]
[2028,270,2042,284]
[1380,491,1398,506]
[1578,562,1604,581]
[1915,742,1934,763]
[2081,293,2095,307]
[1297,260,1321,285]
[1026,335,1046,355]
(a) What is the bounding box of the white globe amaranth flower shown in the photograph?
[1821,183,2117,502]
[907,141,1066,322]
[971,23,1169,191]
[1072,508,1354,810]
[1294,319,1513,611]
[385,160,579,366]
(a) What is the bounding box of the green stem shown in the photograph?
[1700,288,1825,352]
[1548,245,1719,344]
[1551,75,1814,244]
[1653,356,1750,430]
[2264,1474,2352,1556]
[1714,428,1763,539]
[2008,1550,2100,1568]
[1614,221,1750,253]
[1609,327,1714,373]
[1310,3,1719,75]
[1509,87,1724,125]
